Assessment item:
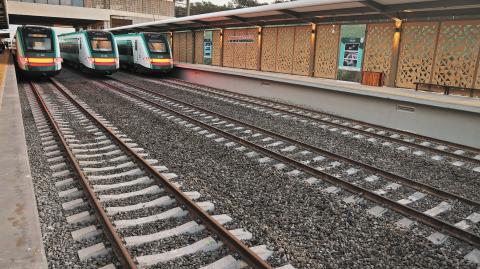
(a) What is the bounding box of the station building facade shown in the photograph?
[171,19,480,95]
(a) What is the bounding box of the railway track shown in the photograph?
[95,78,480,258]
[140,76,480,169]
[27,79,282,269]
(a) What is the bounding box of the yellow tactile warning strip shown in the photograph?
[0,51,11,110]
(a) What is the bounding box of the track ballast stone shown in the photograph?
[55,69,478,268]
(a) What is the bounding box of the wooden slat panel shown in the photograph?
[212,30,221,66]
[233,29,247,69]
[261,27,277,72]
[292,26,311,76]
[195,31,204,64]
[363,23,395,83]
[223,29,235,67]
[245,28,259,70]
[432,20,480,88]
[275,26,295,73]
[396,22,439,88]
[173,32,180,62]
[178,32,187,63]
[186,32,194,63]
[314,25,339,79]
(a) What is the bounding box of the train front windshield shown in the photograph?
[88,32,114,53]
[145,34,168,54]
[23,28,53,52]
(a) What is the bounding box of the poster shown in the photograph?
[338,37,364,71]
[203,31,212,60]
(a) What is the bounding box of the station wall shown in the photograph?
[171,19,480,91]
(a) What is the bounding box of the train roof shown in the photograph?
[59,30,114,37]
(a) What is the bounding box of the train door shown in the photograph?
[134,39,139,64]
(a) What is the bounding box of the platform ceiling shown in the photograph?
[108,0,480,33]
[0,0,9,30]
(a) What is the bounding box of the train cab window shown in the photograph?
[25,33,52,52]
[147,40,166,53]
[91,37,112,52]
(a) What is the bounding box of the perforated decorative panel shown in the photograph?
[396,22,439,88]
[261,27,277,72]
[314,25,339,79]
[195,31,204,64]
[432,20,480,88]
[292,26,311,76]
[363,23,394,83]
[186,32,193,63]
[173,32,180,62]
[245,28,259,70]
[275,26,295,73]
[178,32,187,63]
[212,30,221,66]
[223,29,235,67]
[233,29,247,69]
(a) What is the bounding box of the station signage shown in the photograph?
[227,34,255,43]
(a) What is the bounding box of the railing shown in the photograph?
[414,82,480,98]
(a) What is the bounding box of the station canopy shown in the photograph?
[0,0,8,30]
[108,0,480,33]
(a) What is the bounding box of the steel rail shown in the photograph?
[29,82,138,269]
[48,78,272,269]
[98,79,480,249]
[165,78,480,154]
[160,78,480,164]
[104,79,480,208]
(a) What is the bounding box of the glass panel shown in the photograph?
[337,24,366,82]
[25,34,52,52]
[72,0,83,6]
[22,0,35,3]
[60,0,71,5]
[147,40,166,53]
[91,37,112,52]
[48,0,60,4]
[35,0,48,3]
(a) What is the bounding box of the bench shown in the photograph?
[414,82,480,98]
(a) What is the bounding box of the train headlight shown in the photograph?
[19,56,28,65]
[54,57,63,64]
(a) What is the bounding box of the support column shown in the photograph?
[388,20,402,87]
[308,23,317,77]
[220,29,224,67]
[257,26,263,71]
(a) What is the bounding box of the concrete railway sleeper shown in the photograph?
[94,78,480,257]
[29,79,280,269]
[141,76,480,168]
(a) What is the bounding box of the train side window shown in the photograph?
[79,38,82,50]
[134,40,137,51]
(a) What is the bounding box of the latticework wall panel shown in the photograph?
[363,23,395,83]
[431,20,480,88]
[261,27,277,72]
[212,30,221,66]
[186,32,193,63]
[275,26,295,73]
[314,25,339,79]
[396,22,439,88]
[292,26,311,76]
[173,32,180,62]
[223,29,235,67]
[195,31,204,64]
[245,28,259,70]
[233,29,247,69]
[178,32,187,63]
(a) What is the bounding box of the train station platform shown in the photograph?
[0,52,48,268]
[172,63,480,148]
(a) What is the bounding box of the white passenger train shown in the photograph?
[114,32,173,73]
[59,30,119,75]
